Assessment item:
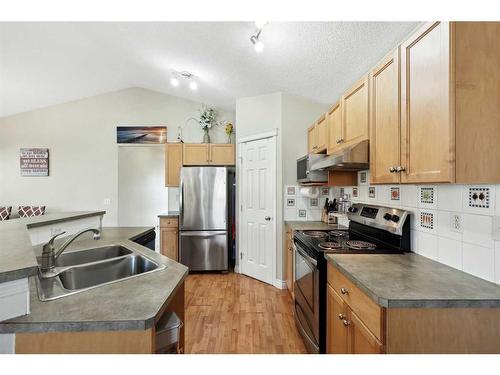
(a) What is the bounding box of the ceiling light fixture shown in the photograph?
[250,22,266,53]
[170,71,199,90]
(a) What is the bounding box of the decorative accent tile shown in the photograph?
[0,206,12,221]
[390,187,400,201]
[420,187,434,204]
[286,186,296,196]
[286,198,296,207]
[352,187,358,198]
[18,206,46,218]
[310,198,318,207]
[468,187,490,208]
[359,171,368,185]
[298,209,307,218]
[420,211,434,230]
[321,187,330,196]
[368,186,376,199]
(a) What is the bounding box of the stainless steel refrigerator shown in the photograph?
[179,167,234,271]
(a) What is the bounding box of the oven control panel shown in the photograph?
[347,203,409,235]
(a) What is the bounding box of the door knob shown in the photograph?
[265,216,271,221]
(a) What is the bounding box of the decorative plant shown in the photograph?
[198,105,219,143]
[225,122,234,143]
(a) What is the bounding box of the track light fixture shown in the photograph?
[250,22,266,53]
[170,71,199,90]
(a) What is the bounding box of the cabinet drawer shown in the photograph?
[327,262,384,341]
[160,217,178,228]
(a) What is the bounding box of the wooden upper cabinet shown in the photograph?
[315,115,327,152]
[327,102,342,155]
[165,143,183,187]
[183,144,209,165]
[369,49,401,184]
[348,309,384,354]
[307,124,317,153]
[210,144,235,165]
[342,75,369,147]
[400,22,454,183]
[327,285,349,354]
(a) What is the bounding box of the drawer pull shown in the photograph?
[340,287,349,295]
[342,319,351,327]
[338,313,345,320]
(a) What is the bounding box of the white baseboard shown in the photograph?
[273,278,287,290]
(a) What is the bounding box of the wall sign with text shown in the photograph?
[20,148,49,176]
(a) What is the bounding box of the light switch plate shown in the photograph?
[493,216,500,240]
[103,198,111,205]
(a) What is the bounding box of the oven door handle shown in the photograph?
[294,243,317,267]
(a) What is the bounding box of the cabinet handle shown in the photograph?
[340,287,349,295]
[338,313,345,320]
[342,319,351,327]
[389,166,396,173]
[396,166,406,172]
[340,138,344,143]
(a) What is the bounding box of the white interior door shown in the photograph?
[239,136,276,285]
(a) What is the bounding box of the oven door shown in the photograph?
[293,241,320,353]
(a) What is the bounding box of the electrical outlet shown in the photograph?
[493,216,500,240]
[450,213,462,233]
[103,198,111,205]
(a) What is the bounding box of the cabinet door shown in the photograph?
[315,115,327,152]
[327,102,342,155]
[369,49,401,184]
[285,230,294,294]
[342,76,369,147]
[210,144,235,165]
[183,144,209,165]
[326,285,349,354]
[400,22,454,183]
[165,143,183,187]
[347,309,384,354]
[307,124,317,153]
[160,227,178,261]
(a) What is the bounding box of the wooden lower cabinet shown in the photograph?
[327,262,500,354]
[160,217,179,261]
[15,282,185,354]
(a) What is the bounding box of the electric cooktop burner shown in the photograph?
[329,230,348,238]
[345,240,377,250]
[302,231,329,238]
[318,241,343,250]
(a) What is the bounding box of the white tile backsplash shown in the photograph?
[437,237,463,270]
[462,213,494,248]
[336,174,500,285]
[463,243,495,282]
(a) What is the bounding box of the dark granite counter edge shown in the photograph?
[0,268,189,334]
[26,211,106,229]
[325,255,500,309]
[0,266,38,284]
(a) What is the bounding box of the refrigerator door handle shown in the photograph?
[180,231,227,237]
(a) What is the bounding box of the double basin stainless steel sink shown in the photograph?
[36,244,166,301]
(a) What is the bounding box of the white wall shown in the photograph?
[0,87,235,226]
[235,92,326,283]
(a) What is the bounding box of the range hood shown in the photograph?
[310,140,369,171]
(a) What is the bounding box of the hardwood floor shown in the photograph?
[185,272,307,354]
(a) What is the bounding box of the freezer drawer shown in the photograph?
[179,231,228,271]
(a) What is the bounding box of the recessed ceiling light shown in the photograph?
[189,81,198,91]
[170,77,179,87]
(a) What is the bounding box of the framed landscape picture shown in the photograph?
[117,126,167,144]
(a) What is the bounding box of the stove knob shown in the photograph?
[348,206,357,213]
[383,213,392,221]
[391,214,400,223]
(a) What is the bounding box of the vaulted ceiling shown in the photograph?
[0,22,419,117]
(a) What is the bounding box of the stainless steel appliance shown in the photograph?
[179,167,234,271]
[309,140,369,172]
[293,203,411,353]
[297,154,328,184]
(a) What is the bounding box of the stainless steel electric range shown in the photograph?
[293,203,411,354]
